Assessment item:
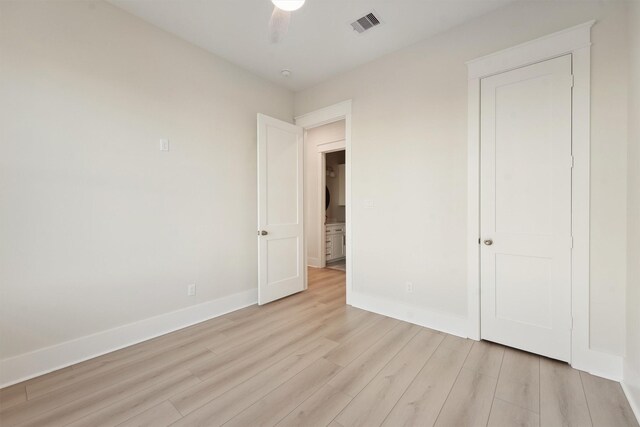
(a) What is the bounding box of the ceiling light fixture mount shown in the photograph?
[281,69,292,78]
[271,0,305,12]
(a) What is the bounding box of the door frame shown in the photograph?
[467,21,620,380]
[296,100,353,304]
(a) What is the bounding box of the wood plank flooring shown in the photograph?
[1,267,637,427]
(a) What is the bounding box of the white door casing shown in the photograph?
[257,114,305,305]
[468,22,623,380]
[296,100,353,304]
[480,55,573,361]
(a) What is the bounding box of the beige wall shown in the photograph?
[295,1,629,356]
[303,120,345,265]
[0,1,293,359]
[624,0,640,413]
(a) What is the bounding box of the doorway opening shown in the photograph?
[302,120,346,275]
[296,101,352,303]
[324,149,346,272]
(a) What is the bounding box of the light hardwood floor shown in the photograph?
[1,267,637,427]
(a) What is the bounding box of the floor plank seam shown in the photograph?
[274,376,346,426]
[431,339,475,426]
[12,368,200,427]
[485,345,506,426]
[579,371,597,427]
[378,333,448,427]
[223,357,343,426]
[165,399,184,425]
[538,356,541,418]
[180,328,339,418]
[326,319,402,369]
[328,325,422,427]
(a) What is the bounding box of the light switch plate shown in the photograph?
[187,284,196,296]
[159,139,169,151]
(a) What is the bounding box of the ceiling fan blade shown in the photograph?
[269,7,290,43]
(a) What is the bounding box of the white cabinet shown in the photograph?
[325,223,346,262]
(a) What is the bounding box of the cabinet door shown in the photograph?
[330,234,343,259]
[326,236,334,261]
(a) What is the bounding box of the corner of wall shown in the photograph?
[623,362,640,423]
[623,0,640,422]
[350,291,468,338]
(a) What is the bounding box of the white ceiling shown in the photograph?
[108,0,515,91]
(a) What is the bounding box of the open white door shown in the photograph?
[257,114,305,305]
[480,55,573,361]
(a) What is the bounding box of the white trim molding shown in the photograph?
[307,256,322,268]
[467,20,594,79]
[467,20,623,381]
[296,100,353,305]
[622,379,640,424]
[295,100,352,129]
[0,288,257,388]
[316,138,346,153]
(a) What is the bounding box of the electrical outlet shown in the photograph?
[187,284,196,296]
[406,281,413,293]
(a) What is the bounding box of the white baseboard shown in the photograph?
[623,382,640,424]
[571,347,624,381]
[349,291,626,384]
[0,288,257,388]
[349,291,468,338]
[622,363,640,424]
[307,257,322,268]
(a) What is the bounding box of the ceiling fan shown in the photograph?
[269,0,305,43]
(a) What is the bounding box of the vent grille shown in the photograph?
[350,12,381,34]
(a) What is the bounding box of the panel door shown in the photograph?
[257,114,305,305]
[480,55,573,361]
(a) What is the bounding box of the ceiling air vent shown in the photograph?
[350,12,381,34]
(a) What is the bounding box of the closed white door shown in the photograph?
[480,55,573,361]
[257,114,305,305]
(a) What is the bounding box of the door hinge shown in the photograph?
[570,155,574,169]
[570,74,575,88]
[570,236,574,249]
[570,317,574,329]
